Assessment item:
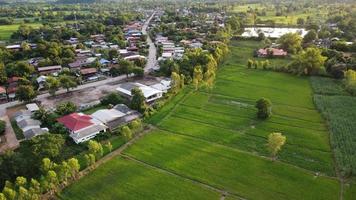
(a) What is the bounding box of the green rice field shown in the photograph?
[61,40,349,199]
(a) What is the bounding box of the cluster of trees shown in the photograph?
[247,59,270,69]
[0,156,80,200]
[110,60,144,78]
[288,47,327,75]
[120,119,143,141]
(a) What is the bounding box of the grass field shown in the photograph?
[233,3,328,26]
[61,40,343,199]
[0,23,42,41]
[60,156,221,200]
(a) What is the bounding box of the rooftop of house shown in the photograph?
[116,82,162,98]
[258,48,288,56]
[57,113,94,132]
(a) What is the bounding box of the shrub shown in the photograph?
[255,98,272,119]
[100,93,123,106]
[0,120,5,135]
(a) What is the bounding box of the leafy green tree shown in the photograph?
[59,75,77,92]
[0,63,7,84]
[17,186,29,200]
[180,74,185,89]
[56,101,77,116]
[132,67,144,77]
[28,179,41,197]
[84,154,96,168]
[15,176,27,189]
[121,126,132,141]
[14,62,35,77]
[0,120,5,135]
[129,119,142,133]
[2,187,16,200]
[100,92,123,106]
[45,76,60,96]
[255,98,272,119]
[303,29,317,43]
[29,134,65,160]
[16,85,37,103]
[130,88,146,113]
[105,142,113,153]
[277,33,302,54]
[192,65,203,90]
[247,59,253,69]
[0,193,6,200]
[171,72,181,94]
[119,59,134,78]
[67,158,80,180]
[88,140,103,159]
[45,170,58,194]
[267,132,286,159]
[289,47,327,75]
[204,69,215,90]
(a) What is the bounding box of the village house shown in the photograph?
[91,104,141,130]
[6,77,20,99]
[13,104,47,140]
[256,48,288,57]
[37,65,62,75]
[116,82,163,103]
[57,113,107,144]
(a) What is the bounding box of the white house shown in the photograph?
[116,82,163,103]
[57,113,107,144]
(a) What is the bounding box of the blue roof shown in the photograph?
[99,58,110,64]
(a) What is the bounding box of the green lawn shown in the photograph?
[60,156,221,200]
[61,40,341,199]
[0,23,42,41]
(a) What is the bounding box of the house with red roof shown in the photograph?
[57,113,107,144]
[257,48,288,58]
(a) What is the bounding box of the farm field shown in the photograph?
[0,23,42,41]
[60,156,221,200]
[61,40,343,199]
[311,76,356,178]
[233,4,329,25]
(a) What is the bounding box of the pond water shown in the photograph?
[242,27,308,38]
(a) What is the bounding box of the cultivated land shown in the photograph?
[61,40,342,199]
[233,4,328,26]
[0,23,42,41]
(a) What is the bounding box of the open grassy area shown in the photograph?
[232,3,328,26]
[0,23,42,41]
[60,156,221,200]
[61,40,341,199]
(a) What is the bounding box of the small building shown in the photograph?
[80,68,98,80]
[116,82,163,103]
[91,104,140,130]
[17,119,41,132]
[257,48,288,57]
[57,113,107,144]
[37,65,62,75]
[13,110,32,123]
[23,128,48,140]
[150,79,172,93]
[26,103,40,113]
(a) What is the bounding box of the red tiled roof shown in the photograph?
[0,86,6,94]
[258,48,287,56]
[57,113,93,131]
[7,77,20,83]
